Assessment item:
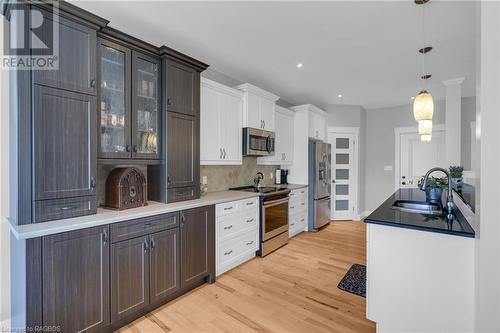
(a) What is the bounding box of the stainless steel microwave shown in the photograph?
[243,127,275,156]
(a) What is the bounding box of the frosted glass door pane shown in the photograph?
[336,200,349,211]
[336,169,349,180]
[336,153,349,164]
[336,138,349,149]
[336,184,349,195]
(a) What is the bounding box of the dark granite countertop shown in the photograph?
[365,188,475,238]
[453,183,475,213]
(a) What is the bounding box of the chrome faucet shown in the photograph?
[253,172,264,188]
[420,167,454,215]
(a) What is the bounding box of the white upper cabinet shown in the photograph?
[291,104,327,141]
[258,106,294,165]
[200,78,243,165]
[235,83,279,131]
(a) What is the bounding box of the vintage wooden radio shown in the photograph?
[105,167,148,210]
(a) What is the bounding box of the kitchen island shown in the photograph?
[365,188,475,333]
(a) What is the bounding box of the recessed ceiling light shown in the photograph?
[337,94,343,99]
[411,96,415,100]
[297,63,303,69]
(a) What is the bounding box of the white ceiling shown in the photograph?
[73,0,477,109]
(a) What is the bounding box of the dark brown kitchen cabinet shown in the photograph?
[150,228,180,304]
[167,112,199,202]
[33,9,97,95]
[97,38,161,160]
[33,85,97,222]
[42,226,110,332]
[111,235,149,322]
[166,61,197,116]
[180,206,215,287]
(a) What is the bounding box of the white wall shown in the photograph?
[0,15,11,328]
[363,97,475,211]
[475,1,500,331]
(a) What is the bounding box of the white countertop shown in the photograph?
[7,191,260,240]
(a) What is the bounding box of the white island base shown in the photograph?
[366,223,475,333]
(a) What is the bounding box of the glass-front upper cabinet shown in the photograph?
[98,39,131,159]
[132,52,161,159]
[97,37,161,161]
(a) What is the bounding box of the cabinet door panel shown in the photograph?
[180,206,215,287]
[167,61,196,116]
[42,226,109,332]
[111,236,149,322]
[150,228,180,304]
[246,93,261,129]
[33,10,97,95]
[260,98,275,131]
[222,94,243,163]
[97,38,132,159]
[200,86,222,162]
[167,112,199,189]
[132,51,161,159]
[33,86,96,200]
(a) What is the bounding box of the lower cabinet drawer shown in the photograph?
[289,211,307,237]
[218,210,258,241]
[167,186,199,203]
[33,195,96,223]
[110,212,179,243]
[217,229,258,267]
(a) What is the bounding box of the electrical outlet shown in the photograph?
[202,176,208,185]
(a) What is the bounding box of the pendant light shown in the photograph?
[413,0,434,141]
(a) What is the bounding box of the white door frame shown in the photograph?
[394,124,446,191]
[327,126,360,220]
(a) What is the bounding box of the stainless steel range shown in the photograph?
[230,185,290,256]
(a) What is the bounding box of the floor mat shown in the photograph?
[337,264,366,297]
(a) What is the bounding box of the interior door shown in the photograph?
[330,133,356,220]
[398,129,446,189]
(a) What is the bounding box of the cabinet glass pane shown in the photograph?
[100,45,127,153]
[135,58,159,155]
[336,153,349,164]
[336,138,349,149]
[336,184,349,195]
[336,169,349,180]
[336,200,349,211]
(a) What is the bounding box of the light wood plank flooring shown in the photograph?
[117,221,375,333]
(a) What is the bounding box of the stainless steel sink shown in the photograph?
[391,200,442,215]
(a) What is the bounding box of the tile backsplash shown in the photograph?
[200,157,279,192]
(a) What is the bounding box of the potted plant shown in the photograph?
[449,165,464,190]
[422,176,448,201]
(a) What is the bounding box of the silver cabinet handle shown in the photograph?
[58,206,75,211]
[290,223,295,227]
[150,236,155,250]
[223,225,233,230]
[224,206,233,211]
[246,218,254,223]
[263,120,265,129]
[143,239,149,253]
[246,241,254,246]
[220,148,223,159]
[223,148,226,159]
[224,250,233,256]
[102,228,108,246]
[246,202,253,206]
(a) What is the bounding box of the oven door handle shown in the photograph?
[263,197,289,208]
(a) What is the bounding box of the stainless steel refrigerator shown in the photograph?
[308,140,332,231]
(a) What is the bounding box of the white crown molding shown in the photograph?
[290,104,327,116]
[201,77,244,98]
[443,77,465,86]
[234,83,280,101]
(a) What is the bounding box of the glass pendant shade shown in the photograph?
[413,90,434,121]
[421,134,432,142]
[418,120,432,135]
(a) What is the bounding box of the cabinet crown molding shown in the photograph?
[290,104,327,117]
[160,45,209,72]
[275,105,295,116]
[234,83,280,102]
[201,77,244,98]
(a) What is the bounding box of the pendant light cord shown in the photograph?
[421,3,426,92]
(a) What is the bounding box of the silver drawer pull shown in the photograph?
[290,206,295,209]
[223,225,233,230]
[224,207,233,211]
[224,250,233,256]
[246,218,254,223]
[58,206,75,211]
[301,219,305,222]
[290,223,295,227]
[246,241,254,246]
[246,202,254,206]
[301,203,305,206]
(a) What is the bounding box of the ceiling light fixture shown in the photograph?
[337,94,343,99]
[413,0,434,142]
[297,63,303,69]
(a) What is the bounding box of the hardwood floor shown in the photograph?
[116,221,376,333]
